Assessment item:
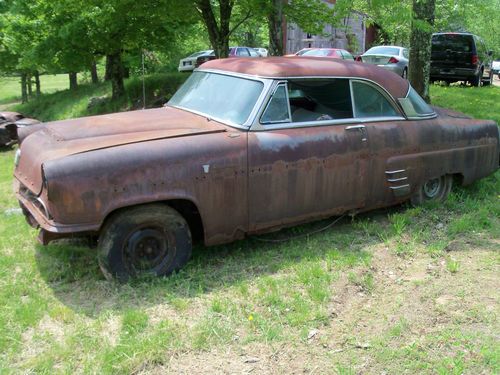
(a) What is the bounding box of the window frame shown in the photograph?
[254,77,405,131]
[259,81,292,125]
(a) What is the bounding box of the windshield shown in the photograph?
[168,72,264,126]
[366,46,400,56]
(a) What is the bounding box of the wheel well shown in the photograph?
[165,200,205,244]
[452,173,465,186]
[100,200,205,244]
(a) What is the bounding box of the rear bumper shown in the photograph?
[430,66,478,81]
[377,64,404,76]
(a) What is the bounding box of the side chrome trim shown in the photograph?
[345,125,366,130]
[385,169,406,174]
[389,184,410,190]
[387,177,408,182]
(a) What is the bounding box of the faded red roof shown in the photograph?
[200,57,409,99]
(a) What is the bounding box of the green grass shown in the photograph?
[0,74,73,105]
[0,84,499,373]
[4,73,188,121]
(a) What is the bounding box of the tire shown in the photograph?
[482,70,493,86]
[471,70,482,87]
[98,204,192,282]
[402,68,408,79]
[411,175,453,206]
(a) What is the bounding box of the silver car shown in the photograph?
[359,46,409,79]
[178,50,214,72]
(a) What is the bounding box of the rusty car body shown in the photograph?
[13,57,499,281]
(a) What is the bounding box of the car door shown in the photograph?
[247,79,371,232]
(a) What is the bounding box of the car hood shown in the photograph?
[15,106,228,194]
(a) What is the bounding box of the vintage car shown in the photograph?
[13,57,499,281]
[0,112,41,147]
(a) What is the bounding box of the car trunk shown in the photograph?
[361,55,393,65]
[431,34,475,68]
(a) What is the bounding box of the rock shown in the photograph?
[87,96,109,109]
[355,342,371,349]
[4,208,22,215]
[436,223,444,229]
[244,357,260,363]
[307,329,319,340]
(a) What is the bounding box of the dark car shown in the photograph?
[14,57,499,281]
[430,32,493,86]
[0,112,40,147]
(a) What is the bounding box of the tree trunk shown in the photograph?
[34,71,41,97]
[196,0,232,58]
[27,73,33,98]
[21,73,28,103]
[408,0,435,103]
[108,52,125,100]
[69,72,78,90]
[267,0,284,56]
[91,61,99,84]
[104,55,112,81]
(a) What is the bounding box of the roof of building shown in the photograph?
[200,56,410,99]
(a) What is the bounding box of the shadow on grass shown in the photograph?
[34,209,393,318]
[33,172,498,318]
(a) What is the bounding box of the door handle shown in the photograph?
[345,125,367,142]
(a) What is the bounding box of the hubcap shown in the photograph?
[125,228,169,272]
[423,178,441,198]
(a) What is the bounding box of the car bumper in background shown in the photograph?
[376,64,404,76]
[430,67,478,81]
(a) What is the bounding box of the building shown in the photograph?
[284,1,378,55]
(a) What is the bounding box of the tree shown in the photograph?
[408,0,435,102]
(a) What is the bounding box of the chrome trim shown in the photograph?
[385,169,406,174]
[389,184,410,190]
[387,177,408,182]
[35,197,51,219]
[345,125,366,130]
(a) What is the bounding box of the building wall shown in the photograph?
[285,2,371,55]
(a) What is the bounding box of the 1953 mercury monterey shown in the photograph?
[13,57,499,281]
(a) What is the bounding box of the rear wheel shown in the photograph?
[471,70,482,87]
[482,70,493,86]
[411,175,453,206]
[98,204,192,282]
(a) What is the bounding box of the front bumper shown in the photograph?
[14,178,100,244]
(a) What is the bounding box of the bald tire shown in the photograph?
[98,204,192,282]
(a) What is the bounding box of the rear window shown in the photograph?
[366,46,400,55]
[432,34,474,53]
[398,86,435,118]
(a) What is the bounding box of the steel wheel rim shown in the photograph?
[423,178,441,198]
[124,227,171,273]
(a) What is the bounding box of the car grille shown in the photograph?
[19,182,51,220]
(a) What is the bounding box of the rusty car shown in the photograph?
[1,112,40,147]
[13,57,499,281]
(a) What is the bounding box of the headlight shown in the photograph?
[14,148,21,167]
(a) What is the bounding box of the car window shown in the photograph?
[341,51,354,60]
[351,81,399,118]
[249,49,260,57]
[432,34,474,53]
[169,71,264,126]
[399,86,435,118]
[366,46,400,55]
[261,84,290,124]
[237,48,250,57]
[302,49,330,57]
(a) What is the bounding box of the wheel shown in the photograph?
[482,70,493,86]
[471,70,482,87]
[411,175,453,206]
[402,68,408,79]
[98,204,192,282]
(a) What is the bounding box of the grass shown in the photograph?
[0,83,499,373]
[2,73,188,121]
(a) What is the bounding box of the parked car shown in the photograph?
[492,60,500,79]
[357,45,409,78]
[430,32,493,86]
[254,48,268,57]
[299,48,355,60]
[0,112,40,147]
[178,50,214,72]
[284,48,313,57]
[14,57,499,281]
[194,46,261,67]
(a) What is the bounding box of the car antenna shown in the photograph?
[142,49,146,110]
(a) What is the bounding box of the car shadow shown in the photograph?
[34,205,406,318]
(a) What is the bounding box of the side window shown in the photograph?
[288,79,353,122]
[342,51,354,60]
[237,48,251,57]
[249,49,259,57]
[261,84,290,124]
[351,81,399,118]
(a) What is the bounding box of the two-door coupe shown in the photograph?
[14,57,499,281]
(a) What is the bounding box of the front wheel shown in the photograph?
[411,175,453,206]
[98,204,192,282]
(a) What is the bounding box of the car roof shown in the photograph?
[200,56,409,98]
